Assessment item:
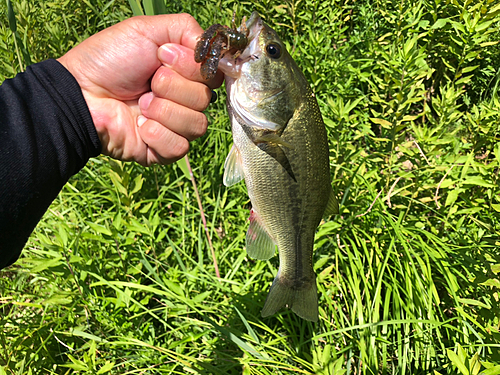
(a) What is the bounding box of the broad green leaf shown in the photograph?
[97,361,115,374]
[471,353,481,375]
[462,176,495,188]
[491,264,500,274]
[130,174,144,195]
[461,153,474,180]
[370,117,392,128]
[87,222,113,236]
[458,344,467,367]
[474,19,494,32]
[108,170,128,196]
[177,156,191,179]
[458,298,490,309]
[462,65,479,74]
[494,143,500,164]
[69,328,109,343]
[402,115,419,122]
[456,75,472,86]
[480,41,499,47]
[152,0,167,14]
[403,36,417,57]
[445,188,462,207]
[228,332,265,359]
[481,366,500,375]
[431,19,448,29]
[192,291,212,303]
[164,280,184,297]
[43,294,73,305]
[447,349,469,375]
[480,278,500,288]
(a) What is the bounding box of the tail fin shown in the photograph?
[261,275,318,322]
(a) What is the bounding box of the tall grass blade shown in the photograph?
[6,0,16,33]
[6,0,23,72]
[183,155,220,279]
[142,0,155,16]
[127,0,143,16]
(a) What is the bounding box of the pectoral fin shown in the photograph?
[223,144,244,187]
[256,142,297,182]
[246,208,276,260]
[323,186,339,216]
[253,134,294,149]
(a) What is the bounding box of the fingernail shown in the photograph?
[139,92,154,111]
[159,45,178,67]
[137,115,147,127]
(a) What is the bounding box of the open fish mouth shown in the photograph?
[218,13,265,78]
[240,12,263,41]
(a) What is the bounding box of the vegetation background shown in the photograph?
[1,0,500,373]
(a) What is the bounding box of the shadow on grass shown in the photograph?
[194,290,317,374]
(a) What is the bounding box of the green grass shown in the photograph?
[1,0,500,374]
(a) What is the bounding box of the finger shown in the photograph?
[134,13,203,50]
[137,116,190,165]
[150,66,212,111]
[158,43,224,88]
[138,94,208,142]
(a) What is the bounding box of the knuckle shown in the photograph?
[149,98,174,125]
[196,87,212,111]
[152,68,175,97]
[140,120,160,140]
[170,138,190,160]
[191,113,208,139]
[187,85,211,112]
[177,13,197,27]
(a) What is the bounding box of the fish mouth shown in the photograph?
[234,12,265,64]
[220,12,264,78]
[241,11,264,42]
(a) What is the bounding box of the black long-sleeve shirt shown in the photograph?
[0,59,101,269]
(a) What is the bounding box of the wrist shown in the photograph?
[57,55,109,154]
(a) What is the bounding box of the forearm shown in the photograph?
[0,59,101,269]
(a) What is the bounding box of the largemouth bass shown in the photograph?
[206,12,338,322]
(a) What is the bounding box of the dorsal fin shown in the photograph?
[323,186,339,216]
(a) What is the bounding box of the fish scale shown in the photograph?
[218,12,338,321]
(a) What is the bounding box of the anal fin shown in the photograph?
[246,208,276,260]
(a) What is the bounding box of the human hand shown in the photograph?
[58,14,223,166]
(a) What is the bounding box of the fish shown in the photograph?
[217,12,339,322]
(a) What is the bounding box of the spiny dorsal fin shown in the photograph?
[223,144,244,187]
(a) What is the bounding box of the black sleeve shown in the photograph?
[0,59,101,269]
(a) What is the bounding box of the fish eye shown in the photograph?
[265,43,281,59]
